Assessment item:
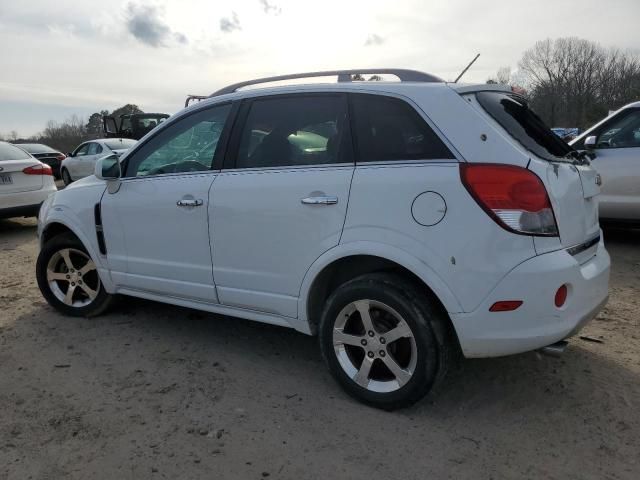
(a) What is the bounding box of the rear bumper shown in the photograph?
[0,203,43,219]
[0,184,57,219]
[451,235,610,358]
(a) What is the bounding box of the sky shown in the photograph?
[0,0,639,137]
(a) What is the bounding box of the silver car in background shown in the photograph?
[571,101,640,224]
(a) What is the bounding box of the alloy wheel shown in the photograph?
[46,248,99,307]
[333,299,417,393]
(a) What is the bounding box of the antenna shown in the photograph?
[454,53,480,83]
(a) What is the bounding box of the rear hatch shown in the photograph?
[474,91,600,255]
[0,143,45,193]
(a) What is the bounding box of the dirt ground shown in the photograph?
[0,217,638,480]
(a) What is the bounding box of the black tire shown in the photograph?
[61,168,72,186]
[318,273,453,410]
[36,233,113,317]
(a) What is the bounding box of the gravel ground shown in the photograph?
[0,218,638,480]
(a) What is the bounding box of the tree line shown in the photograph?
[1,104,143,154]
[2,37,638,151]
[488,37,640,129]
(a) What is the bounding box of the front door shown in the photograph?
[210,93,354,318]
[589,108,640,220]
[101,103,233,302]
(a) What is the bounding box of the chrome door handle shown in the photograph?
[301,196,338,205]
[177,199,203,207]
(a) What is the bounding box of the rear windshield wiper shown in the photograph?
[564,149,594,165]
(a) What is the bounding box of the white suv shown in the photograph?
[36,69,610,409]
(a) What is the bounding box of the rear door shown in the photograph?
[0,143,43,195]
[209,93,354,318]
[475,91,601,250]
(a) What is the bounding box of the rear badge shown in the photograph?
[595,173,602,186]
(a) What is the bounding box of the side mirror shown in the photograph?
[67,152,74,157]
[584,135,597,150]
[95,154,121,181]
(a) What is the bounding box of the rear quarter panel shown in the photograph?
[340,162,537,313]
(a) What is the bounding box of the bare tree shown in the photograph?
[518,37,640,128]
[9,130,19,142]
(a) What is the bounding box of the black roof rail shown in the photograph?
[210,68,443,97]
[185,94,209,107]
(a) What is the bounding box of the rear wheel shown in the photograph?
[61,168,73,186]
[319,273,452,410]
[36,233,113,317]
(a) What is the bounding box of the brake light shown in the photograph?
[460,163,558,236]
[55,153,66,161]
[22,164,53,176]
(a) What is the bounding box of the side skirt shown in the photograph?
[116,287,311,333]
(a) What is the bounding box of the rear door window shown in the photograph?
[234,94,352,169]
[476,91,572,161]
[350,93,454,162]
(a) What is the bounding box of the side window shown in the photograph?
[351,94,454,162]
[235,94,351,169]
[74,144,90,157]
[597,109,640,149]
[125,104,232,177]
[87,143,102,155]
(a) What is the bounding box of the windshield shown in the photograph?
[14,143,54,154]
[476,91,572,161]
[0,142,32,161]
[104,139,137,150]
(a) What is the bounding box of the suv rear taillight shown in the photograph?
[460,163,558,236]
[23,164,53,176]
[55,153,66,161]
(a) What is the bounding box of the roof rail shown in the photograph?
[185,94,209,107]
[210,68,443,97]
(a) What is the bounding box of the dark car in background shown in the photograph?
[13,143,66,179]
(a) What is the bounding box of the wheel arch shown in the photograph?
[298,242,463,337]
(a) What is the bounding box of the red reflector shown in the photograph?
[22,164,53,176]
[555,285,568,308]
[489,300,523,312]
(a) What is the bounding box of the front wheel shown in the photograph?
[319,273,453,410]
[36,233,113,317]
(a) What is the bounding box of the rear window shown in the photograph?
[476,91,572,161]
[15,143,54,154]
[351,94,454,162]
[104,139,137,150]
[0,142,31,161]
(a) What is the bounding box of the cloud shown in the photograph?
[125,3,187,47]
[220,12,241,33]
[365,34,385,46]
[259,0,282,15]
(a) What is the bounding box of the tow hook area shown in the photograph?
[538,340,568,358]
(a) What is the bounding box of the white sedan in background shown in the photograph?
[61,138,136,185]
[0,141,57,219]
